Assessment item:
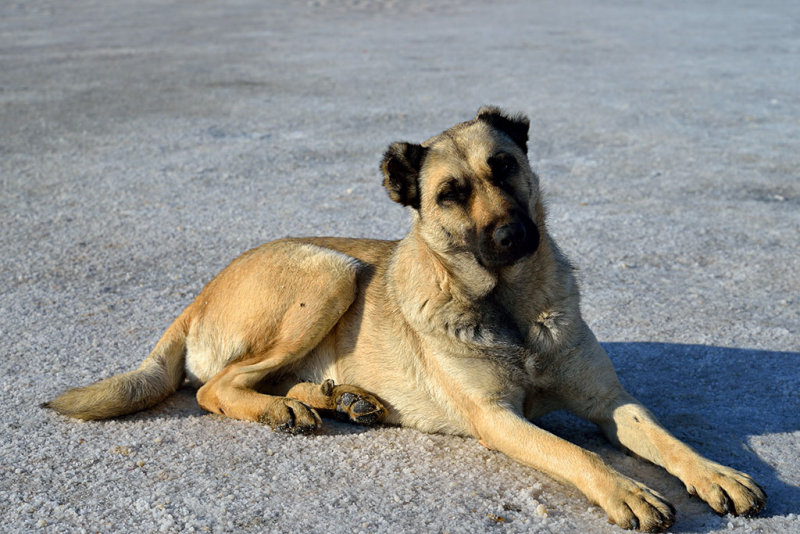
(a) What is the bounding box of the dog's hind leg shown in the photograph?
[197,350,326,434]
[196,310,355,433]
[194,242,361,433]
[284,379,386,425]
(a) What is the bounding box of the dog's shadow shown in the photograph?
[536,342,799,528]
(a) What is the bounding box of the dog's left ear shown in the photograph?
[477,106,530,154]
[381,142,428,210]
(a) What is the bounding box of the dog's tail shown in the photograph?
[43,313,190,420]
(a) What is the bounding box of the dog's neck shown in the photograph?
[395,226,498,300]
[495,232,586,356]
[387,222,582,358]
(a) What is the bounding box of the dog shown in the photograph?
[45,107,766,531]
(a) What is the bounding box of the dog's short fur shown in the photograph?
[45,108,766,531]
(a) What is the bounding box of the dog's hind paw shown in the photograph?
[336,392,384,424]
[258,398,321,435]
[321,380,385,425]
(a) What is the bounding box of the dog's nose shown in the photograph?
[493,222,527,250]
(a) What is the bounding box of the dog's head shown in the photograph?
[382,107,541,269]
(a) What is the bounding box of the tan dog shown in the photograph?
[45,108,765,531]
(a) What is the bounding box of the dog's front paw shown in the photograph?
[599,477,675,532]
[258,398,321,434]
[682,462,766,517]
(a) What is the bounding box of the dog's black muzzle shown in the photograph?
[479,213,540,268]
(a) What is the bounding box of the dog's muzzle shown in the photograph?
[493,222,528,251]
[479,214,540,268]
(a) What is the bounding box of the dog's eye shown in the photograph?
[488,153,518,184]
[436,183,470,206]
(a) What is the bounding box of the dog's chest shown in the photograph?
[478,305,569,383]
[448,296,524,345]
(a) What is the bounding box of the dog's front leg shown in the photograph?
[562,335,767,518]
[592,392,767,518]
[473,405,675,531]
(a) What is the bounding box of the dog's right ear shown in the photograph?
[381,142,427,210]
[477,106,530,154]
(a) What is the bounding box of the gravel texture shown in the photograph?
[1,1,798,532]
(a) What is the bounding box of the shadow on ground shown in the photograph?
[538,342,799,527]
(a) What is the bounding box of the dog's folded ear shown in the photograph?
[476,106,530,154]
[381,142,428,210]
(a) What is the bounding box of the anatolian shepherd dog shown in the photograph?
[45,108,766,531]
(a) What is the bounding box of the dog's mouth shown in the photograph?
[478,217,540,269]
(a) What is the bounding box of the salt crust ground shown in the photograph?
[1,1,798,532]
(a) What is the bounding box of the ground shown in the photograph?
[1,1,798,532]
